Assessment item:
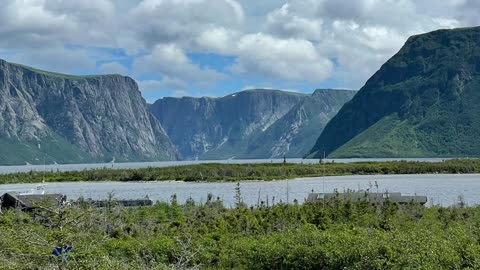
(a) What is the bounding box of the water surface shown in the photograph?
[1,174,477,207]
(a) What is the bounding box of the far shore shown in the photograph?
[0,158,479,185]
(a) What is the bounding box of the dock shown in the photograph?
[306,191,428,205]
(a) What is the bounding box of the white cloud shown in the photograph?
[44,0,116,25]
[133,44,228,90]
[130,0,245,50]
[0,0,118,49]
[230,33,333,82]
[4,47,96,75]
[1,0,480,94]
[194,27,239,53]
[256,0,466,87]
[266,3,324,40]
[98,62,129,75]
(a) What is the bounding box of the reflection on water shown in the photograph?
[1,174,478,207]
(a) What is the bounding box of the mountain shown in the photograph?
[150,89,355,160]
[308,27,480,158]
[242,89,356,158]
[0,59,177,165]
[150,89,306,160]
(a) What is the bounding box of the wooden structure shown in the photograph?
[0,192,65,211]
[306,191,428,205]
[1,192,153,210]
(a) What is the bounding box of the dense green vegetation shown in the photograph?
[309,26,480,158]
[1,193,479,269]
[2,159,480,184]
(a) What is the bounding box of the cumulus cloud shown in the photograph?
[230,33,333,82]
[266,3,324,40]
[133,44,228,89]
[3,47,96,75]
[0,0,119,49]
[130,0,245,50]
[194,27,240,54]
[258,0,466,87]
[1,0,480,95]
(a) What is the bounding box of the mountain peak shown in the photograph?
[309,26,480,158]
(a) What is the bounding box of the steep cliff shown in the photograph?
[309,27,480,158]
[0,59,177,165]
[150,89,307,159]
[244,89,356,158]
[151,89,355,159]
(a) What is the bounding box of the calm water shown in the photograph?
[0,158,452,174]
[1,174,478,207]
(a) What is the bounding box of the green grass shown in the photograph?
[2,159,480,184]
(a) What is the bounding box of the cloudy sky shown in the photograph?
[1,0,479,102]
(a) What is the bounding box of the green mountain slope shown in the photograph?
[309,26,480,158]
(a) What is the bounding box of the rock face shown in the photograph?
[309,27,480,158]
[150,89,306,159]
[0,59,177,165]
[150,89,355,159]
[244,89,356,158]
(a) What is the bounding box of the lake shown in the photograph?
[1,174,478,207]
[0,157,452,174]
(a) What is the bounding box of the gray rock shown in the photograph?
[0,59,177,165]
[244,89,357,158]
[150,89,356,159]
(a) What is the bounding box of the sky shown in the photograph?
[0,0,479,102]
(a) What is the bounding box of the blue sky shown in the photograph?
[0,0,478,102]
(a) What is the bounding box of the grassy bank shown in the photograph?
[1,159,480,184]
[1,195,479,269]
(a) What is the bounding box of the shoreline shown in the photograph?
[0,157,459,174]
[0,159,479,184]
[2,172,479,186]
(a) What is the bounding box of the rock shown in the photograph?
[0,59,177,165]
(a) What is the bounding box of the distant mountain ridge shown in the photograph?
[0,59,177,165]
[309,26,480,158]
[243,89,356,158]
[150,88,356,160]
